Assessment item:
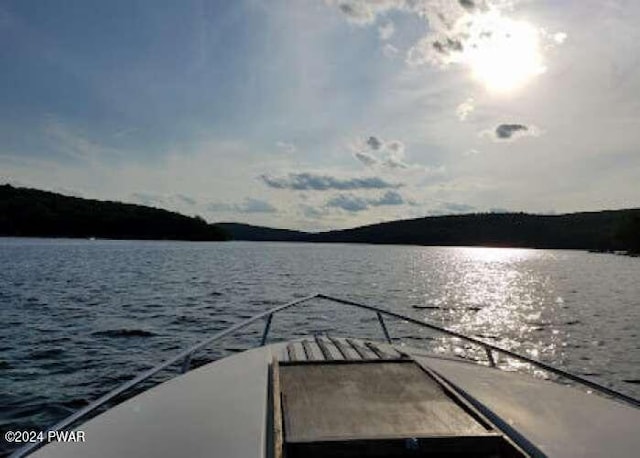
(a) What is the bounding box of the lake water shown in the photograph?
[1,238,639,453]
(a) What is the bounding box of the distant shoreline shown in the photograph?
[2,184,639,252]
[217,209,640,253]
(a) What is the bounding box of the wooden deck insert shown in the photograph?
[270,356,528,457]
[279,361,491,442]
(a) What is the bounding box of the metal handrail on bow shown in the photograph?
[12,293,640,457]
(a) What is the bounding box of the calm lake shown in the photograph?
[1,238,639,452]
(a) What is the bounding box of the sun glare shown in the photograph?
[461,12,546,93]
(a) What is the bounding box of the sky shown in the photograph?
[1,0,639,231]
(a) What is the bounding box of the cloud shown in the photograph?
[375,189,405,205]
[130,192,197,208]
[113,127,140,139]
[327,0,468,26]
[386,140,405,155]
[44,117,115,162]
[478,123,541,142]
[384,157,409,169]
[130,192,159,206]
[259,172,400,191]
[326,190,407,213]
[327,0,399,25]
[458,0,478,12]
[328,0,565,87]
[354,151,379,166]
[424,202,477,216]
[456,98,475,121]
[351,135,417,170]
[378,20,395,40]
[336,1,377,25]
[351,136,447,179]
[481,123,541,143]
[300,204,329,219]
[423,165,447,177]
[366,135,383,150]
[276,141,296,154]
[496,124,529,139]
[406,33,465,68]
[382,43,399,58]
[208,198,277,214]
[326,0,568,95]
[440,202,475,213]
[242,198,278,213]
[326,194,369,212]
[176,194,196,205]
[553,32,567,44]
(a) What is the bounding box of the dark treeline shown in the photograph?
[216,223,308,242]
[0,185,229,241]
[617,214,640,254]
[3,184,639,251]
[222,210,640,253]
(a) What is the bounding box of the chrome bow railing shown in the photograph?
[12,292,640,457]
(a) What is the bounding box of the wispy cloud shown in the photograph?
[352,135,407,168]
[378,20,395,41]
[354,151,379,167]
[326,193,370,212]
[439,202,476,213]
[300,203,329,219]
[275,141,296,154]
[382,43,399,58]
[208,198,277,214]
[259,172,401,191]
[326,190,407,213]
[130,192,198,208]
[44,117,116,162]
[456,98,475,121]
[351,135,439,173]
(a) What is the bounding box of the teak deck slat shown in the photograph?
[301,339,323,361]
[315,336,344,360]
[372,341,405,359]
[364,341,389,359]
[345,338,379,360]
[329,337,361,360]
[313,336,333,360]
[285,343,297,362]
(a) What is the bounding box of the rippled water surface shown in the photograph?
[1,239,639,453]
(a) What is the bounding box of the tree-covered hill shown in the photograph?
[0,184,229,241]
[223,210,640,252]
[310,211,640,250]
[2,184,639,251]
[616,214,640,254]
[216,223,307,242]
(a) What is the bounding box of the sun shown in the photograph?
[460,11,546,93]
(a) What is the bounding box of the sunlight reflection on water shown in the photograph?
[419,247,562,374]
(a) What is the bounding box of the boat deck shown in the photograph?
[30,338,640,458]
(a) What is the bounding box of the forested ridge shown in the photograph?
[2,184,639,252]
[0,184,229,241]
[222,210,640,253]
